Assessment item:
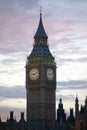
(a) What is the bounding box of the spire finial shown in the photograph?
[34,7,48,39]
[40,6,42,16]
[60,98,62,104]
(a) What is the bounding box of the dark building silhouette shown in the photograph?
[75,96,87,130]
[0,12,87,130]
[0,98,87,130]
[57,98,66,123]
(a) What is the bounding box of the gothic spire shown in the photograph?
[34,10,48,39]
[75,95,79,104]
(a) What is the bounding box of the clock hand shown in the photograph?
[32,73,35,75]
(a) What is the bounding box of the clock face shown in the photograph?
[29,68,39,80]
[47,68,54,80]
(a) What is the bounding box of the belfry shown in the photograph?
[26,12,56,122]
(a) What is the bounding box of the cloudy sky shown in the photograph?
[0,0,87,121]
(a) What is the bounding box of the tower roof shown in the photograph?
[34,12,48,39]
[29,46,54,58]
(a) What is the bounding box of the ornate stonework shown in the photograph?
[26,12,56,122]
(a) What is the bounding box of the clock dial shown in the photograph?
[29,68,39,80]
[47,68,54,80]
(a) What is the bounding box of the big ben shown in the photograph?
[26,12,56,123]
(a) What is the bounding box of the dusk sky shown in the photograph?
[0,0,87,121]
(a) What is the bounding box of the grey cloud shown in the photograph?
[55,42,87,66]
[57,57,87,66]
[17,0,39,9]
[0,0,16,13]
[56,94,74,102]
[43,0,87,21]
[56,43,85,55]
[0,52,26,68]
[0,0,39,13]
[0,0,87,17]
[0,106,25,113]
[77,57,87,63]
[0,54,25,65]
[0,97,7,102]
[0,58,19,65]
[57,80,87,91]
[0,85,26,99]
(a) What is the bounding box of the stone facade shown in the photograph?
[26,12,56,122]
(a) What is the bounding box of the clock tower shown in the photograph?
[26,12,56,123]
